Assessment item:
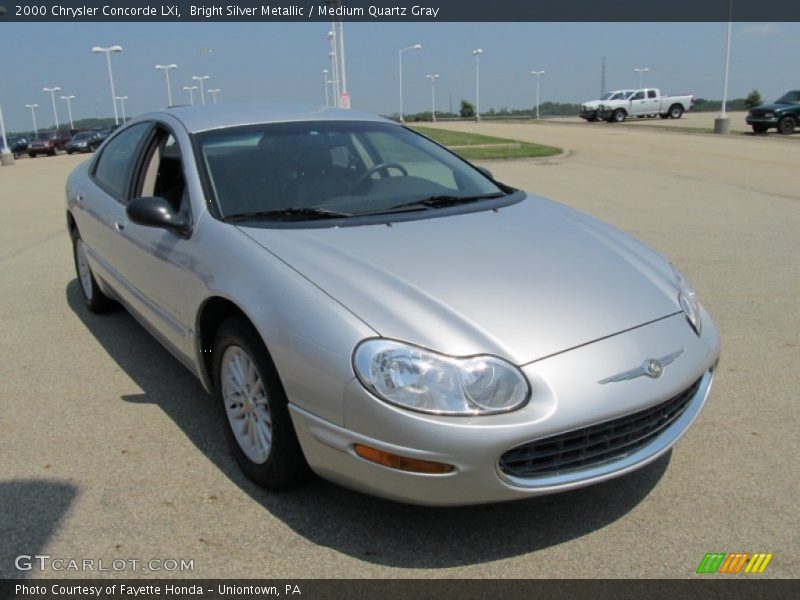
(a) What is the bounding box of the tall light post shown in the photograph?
[715,0,734,134]
[425,74,440,121]
[182,86,197,106]
[207,88,221,104]
[634,67,650,89]
[530,70,545,119]
[115,96,128,123]
[92,45,123,125]
[327,31,340,108]
[398,43,422,122]
[155,64,178,106]
[60,95,76,130]
[25,104,39,135]
[192,75,210,106]
[323,69,330,107]
[472,48,484,121]
[43,87,61,130]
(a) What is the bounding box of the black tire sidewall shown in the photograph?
[213,317,309,489]
[71,228,111,313]
[779,117,795,135]
[613,110,625,122]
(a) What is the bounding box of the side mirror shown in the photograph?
[475,165,494,180]
[126,196,188,236]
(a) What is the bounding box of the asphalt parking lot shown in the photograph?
[1,121,798,579]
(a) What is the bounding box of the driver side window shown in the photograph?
[136,131,187,215]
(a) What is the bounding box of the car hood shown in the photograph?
[753,102,796,112]
[238,195,682,365]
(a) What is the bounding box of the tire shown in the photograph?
[752,125,769,134]
[213,316,310,490]
[669,104,684,119]
[71,228,114,313]
[49,146,56,156]
[778,116,796,135]
[612,109,626,123]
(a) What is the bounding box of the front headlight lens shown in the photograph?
[353,339,530,415]
[764,112,775,118]
[672,265,701,334]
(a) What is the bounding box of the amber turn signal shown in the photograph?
[354,444,454,474]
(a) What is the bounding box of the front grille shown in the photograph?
[499,378,702,480]
[750,110,765,117]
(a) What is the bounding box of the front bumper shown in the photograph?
[579,108,598,120]
[746,116,778,126]
[289,310,719,506]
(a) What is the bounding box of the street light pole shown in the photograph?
[60,95,76,130]
[323,70,330,107]
[115,96,128,123]
[155,64,178,106]
[715,0,734,134]
[634,67,650,89]
[25,104,39,135]
[43,87,61,130]
[472,48,483,121]
[530,70,545,119]
[182,86,197,106]
[92,45,123,125]
[208,89,221,104]
[192,76,210,106]
[398,44,422,122]
[425,74,439,122]
[327,31,340,108]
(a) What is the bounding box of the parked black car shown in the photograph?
[66,131,104,154]
[8,136,30,158]
[746,90,800,134]
[28,129,71,157]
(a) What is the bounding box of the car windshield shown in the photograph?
[35,131,59,140]
[197,121,506,221]
[600,92,614,100]
[72,132,94,141]
[775,91,800,104]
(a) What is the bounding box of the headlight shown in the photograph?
[764,112,775,118]
[672,265,701,334]
[353,339,530,416]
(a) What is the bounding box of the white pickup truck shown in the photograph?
[579,90,636,121]
[597,88,694,122]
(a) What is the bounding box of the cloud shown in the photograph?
[736,23,780,38]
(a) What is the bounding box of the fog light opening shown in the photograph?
[353,444,454,474]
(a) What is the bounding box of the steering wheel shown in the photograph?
[352,162,408,189]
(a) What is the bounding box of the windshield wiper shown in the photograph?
[223,207,352,222]
[383,192,507,212]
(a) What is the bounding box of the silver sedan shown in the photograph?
[66,104,719,506]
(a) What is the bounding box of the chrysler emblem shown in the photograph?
[599,349,684,384]
[646,360,663,377]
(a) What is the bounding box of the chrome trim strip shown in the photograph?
[498,368,715,489]
[598,347,685,384]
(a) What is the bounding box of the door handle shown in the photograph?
[114,219,126,232]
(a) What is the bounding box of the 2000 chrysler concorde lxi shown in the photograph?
[66,105,719,505]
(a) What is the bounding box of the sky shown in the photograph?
[1,21,798,133]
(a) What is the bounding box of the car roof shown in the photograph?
[148,103,392,134]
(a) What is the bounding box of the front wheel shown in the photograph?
[214,317,310,490]
[778,116,796,135]
[71,228,114,313]
[612,109,626,123]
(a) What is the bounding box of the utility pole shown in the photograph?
[601,57,606,97]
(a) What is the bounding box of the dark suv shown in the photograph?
[746,90,800,134]
[66,131,104,154]
[28,129,71,157]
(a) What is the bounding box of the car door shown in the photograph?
[75,122,153,299]
[629,90,647,115]
[110,124,196,364]
[645,89,661,114]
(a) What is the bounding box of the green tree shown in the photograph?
[459,100,475,118]
[744,90,763,109]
